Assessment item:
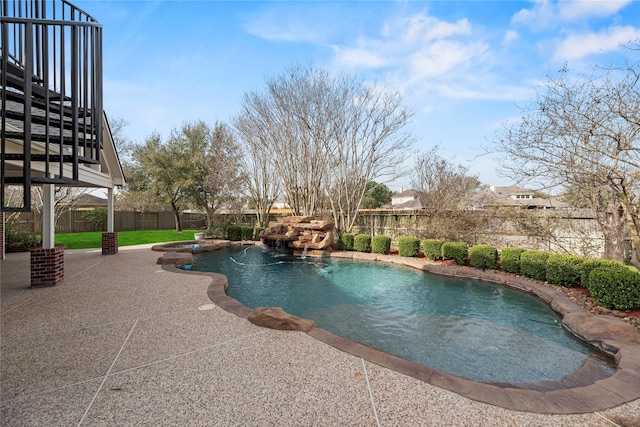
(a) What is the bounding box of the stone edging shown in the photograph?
[163,247,640,414]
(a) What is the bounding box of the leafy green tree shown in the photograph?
[361,181,392,208]
[126,132,192,231]
[184,121,245,231]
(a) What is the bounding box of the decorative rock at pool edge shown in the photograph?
[248,307,316,332]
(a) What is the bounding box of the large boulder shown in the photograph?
[247,307,316,332]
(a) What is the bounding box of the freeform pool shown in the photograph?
[192,246,614,384]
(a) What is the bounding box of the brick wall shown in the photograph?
[102,232,118,255]
[31,245,64,287]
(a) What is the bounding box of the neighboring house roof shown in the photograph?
[471,185,568,209]
[381,189,426,210]
[73,194,108,207]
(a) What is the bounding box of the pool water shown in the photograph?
[193,246,612,383]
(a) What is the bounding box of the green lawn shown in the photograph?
[55,230,201,249]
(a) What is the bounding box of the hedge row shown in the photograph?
[469,244,499,270]
[337,233,393,254]
[333,231,639,312]
[398,236,421,257]
[493,247,639,311]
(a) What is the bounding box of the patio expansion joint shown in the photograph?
[107,330,270,378]
[594,411,623,427]
[361,358,381,427]
[68,261,104,280]
[77,318,139,426]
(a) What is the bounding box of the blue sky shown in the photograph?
[77,0,640,191]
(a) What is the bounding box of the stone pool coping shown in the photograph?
[163,245,640,414]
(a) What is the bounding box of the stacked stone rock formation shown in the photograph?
[260,216,335,251]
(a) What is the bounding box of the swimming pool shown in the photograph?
[192,245,614,384]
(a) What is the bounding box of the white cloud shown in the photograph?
[333,11,477,75]
[242,11,328,44]
[408,40,487,80]
[512,0,632,29]
[332,45,389,68]
[552,26,640,60]
[392,13,472,43]
[503,30,520,45]
[511,0,557,30]
[558,0,631,20]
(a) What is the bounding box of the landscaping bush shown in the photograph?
[397,236,420,257]
[241,226,254,241]
[441,242,468,265]
[580,259,624,288]
[519,250,549,281]
[354,234,372,252]
[588,265,640,311]
[5,227,40,251]
[338,233,354,251]
[253,227,266,241]
[82,207,108,231]
[500,247,526,274]
[371,235,391,254]
[422,239,444,261]
[545,254,584,287]
[227,225,242,241]
[469,244,498,270]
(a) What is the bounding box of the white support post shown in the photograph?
[42,184,55,249]
[107,187,115,233]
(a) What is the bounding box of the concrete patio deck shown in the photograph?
[1,245,639,426]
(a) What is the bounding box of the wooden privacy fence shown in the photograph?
[8,208,618,259]
[10,210,208,233]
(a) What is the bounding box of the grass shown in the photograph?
[55,230,201,249]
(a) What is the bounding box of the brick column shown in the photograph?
[1,212,4,260]
[102,232,118,255]
[31,245,64,287]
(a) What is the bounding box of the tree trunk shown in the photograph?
[170,202,182,232]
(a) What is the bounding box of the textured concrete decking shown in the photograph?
[2,245,639,426]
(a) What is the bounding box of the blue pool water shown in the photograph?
[193,246,611,383]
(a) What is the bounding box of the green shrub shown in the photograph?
[422,239,444,261]
[441,242,468,265]
[253,227,266,241]
[519,250,549,281]
[227,225,242,241]
[240,226,254,241]
[580,259,624,288]
[354,234,372,252]
[339,233,354,250]
[588,265,640,311]
[469,244,498,270]
[397,236,420,257]
[545,254,584,287]
[5,227,40,250]
[81,207,108,231]
[500,247,526,274]
[371,235,391,254]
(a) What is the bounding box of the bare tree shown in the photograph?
[326,76,414,232]
[492,43,640,264]
[107,116,134,159]
[32,186,89,227]
[236,63,413,232]
[233,116,281,227]
[411,146,480,210]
